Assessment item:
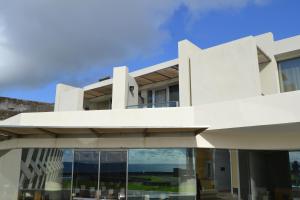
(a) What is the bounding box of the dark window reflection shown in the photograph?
[147,90,153,107]
[196,149,232,200]
[18,148,73,200]
[99,151,127,200]
[239,150,294,200]
[290,152,300,199]
[278,57,300,92]
[72,150,99,199]
[169,84,179,105]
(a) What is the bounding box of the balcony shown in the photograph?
[126,101,179,109]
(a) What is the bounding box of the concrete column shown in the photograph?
[112,66,129,109]
[230,150,240,198]
[54,84,84,111]
[112,66,139,109]
[238,151,250,200]
[178,40,202,107]
[0,149,22,200]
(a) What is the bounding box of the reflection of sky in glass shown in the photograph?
[289,151,300,163]
[74,151,99,164]
[129,149,187,164]
[62,149,191,165]
[63,149,74,162]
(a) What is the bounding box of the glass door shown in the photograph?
[154,88,167,107]
[72,150,127,200]
[99,151,127,200]
[72,150,99,199]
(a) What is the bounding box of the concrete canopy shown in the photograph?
[0,126,207,140]
[0,107,208,141]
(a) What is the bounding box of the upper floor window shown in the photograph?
[169,84,179,102]
[278,57,300,92]
[146,84,179,108]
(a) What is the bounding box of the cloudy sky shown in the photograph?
[0,0,299,102]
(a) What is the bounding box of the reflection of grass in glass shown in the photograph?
[63,179,72,188]
[291,174,300,187]
[128,183,177,192]
[128,175,196,194]
[133,175,165,182]
[128,175,178,192]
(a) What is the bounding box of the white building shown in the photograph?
[1,32,300,200]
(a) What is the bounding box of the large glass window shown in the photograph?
[169,84,179,107]
[128,148,196,200]
[169,84,179,102]
[18,149,73,200]
[71,150,127,200]
[278,57,300,92]
[18,148,199,200]
[196,149,233,200]
[99,151,127,200]
[147,90,153,108]
[144,84,179,108]
[154,89,167,107]
[72,150,99,199]
[239,150,298,200]
[289,151,300,199]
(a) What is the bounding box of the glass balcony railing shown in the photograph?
[126,101,179,109]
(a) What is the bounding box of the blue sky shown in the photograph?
[0,0,299,103]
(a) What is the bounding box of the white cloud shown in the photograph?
[0,0,270,88]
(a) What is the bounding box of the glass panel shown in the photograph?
[169,84,179,106]
[128,148,196,200]
[154,89,167,107]
[196,149,233,200]
[18,148,73,200]
[99,151,127,200]
[147,90,153,108]
[72,150,99,199]
[239,150,293,200]
[278,57,300,92]
[289,151,300,199]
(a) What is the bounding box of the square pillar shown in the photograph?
[54,84,84,111]
[112,66,139,109]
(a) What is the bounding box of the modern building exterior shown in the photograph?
[1,32,300,200]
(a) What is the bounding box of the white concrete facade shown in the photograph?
[1,32,300,149]
[1,32,300,200]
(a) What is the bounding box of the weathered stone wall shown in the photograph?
[0,97,53,120]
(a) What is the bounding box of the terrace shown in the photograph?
[83,59,179,110]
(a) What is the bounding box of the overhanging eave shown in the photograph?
[0,125,208,141]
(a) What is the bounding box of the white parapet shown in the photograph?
[54,83,84,111]
[112,66,138,109]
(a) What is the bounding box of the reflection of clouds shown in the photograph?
[61,149,192,164]
[129,149,188,164]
